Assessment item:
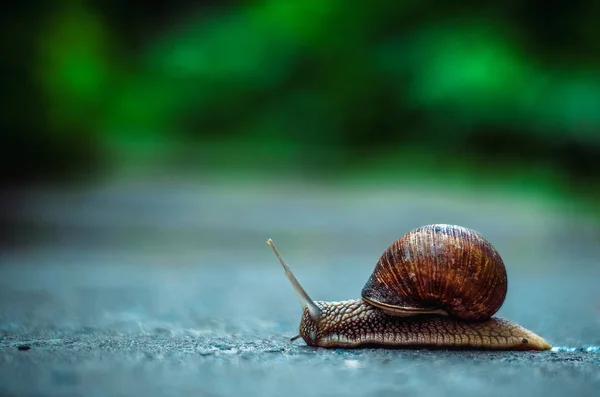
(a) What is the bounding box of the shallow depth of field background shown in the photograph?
[3,0,600,275]
[3,1,600,310]
[3,1,600,193]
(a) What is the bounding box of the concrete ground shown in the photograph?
[1,178,599,396]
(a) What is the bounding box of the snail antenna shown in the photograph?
[267,239,322,320]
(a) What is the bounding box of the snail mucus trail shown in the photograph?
[267,224,551,350]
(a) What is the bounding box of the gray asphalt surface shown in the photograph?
[1,178,599,396]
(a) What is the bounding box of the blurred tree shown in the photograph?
[1,0,599,200]
[1,2,101,185]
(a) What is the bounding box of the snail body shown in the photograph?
[267,224,551,351]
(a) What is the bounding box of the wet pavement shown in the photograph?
[1,178,599,396]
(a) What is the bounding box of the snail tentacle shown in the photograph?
[267,239,322,320]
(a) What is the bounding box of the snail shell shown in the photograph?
[361,224,507,321]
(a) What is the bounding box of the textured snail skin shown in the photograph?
[298,299,551,350]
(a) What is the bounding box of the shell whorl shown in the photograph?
[361,224,508,321]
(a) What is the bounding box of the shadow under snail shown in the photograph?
[266,224,551,350]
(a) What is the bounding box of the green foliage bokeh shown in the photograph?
[4,1,600,203]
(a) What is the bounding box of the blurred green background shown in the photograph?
[3,0,600,216]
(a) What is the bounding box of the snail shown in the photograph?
[267,224,551,350]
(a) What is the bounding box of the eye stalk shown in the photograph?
[266,239,322,321]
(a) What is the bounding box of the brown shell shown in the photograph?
[361,224,507,321]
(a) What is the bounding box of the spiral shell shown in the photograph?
[361,224,507,321]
